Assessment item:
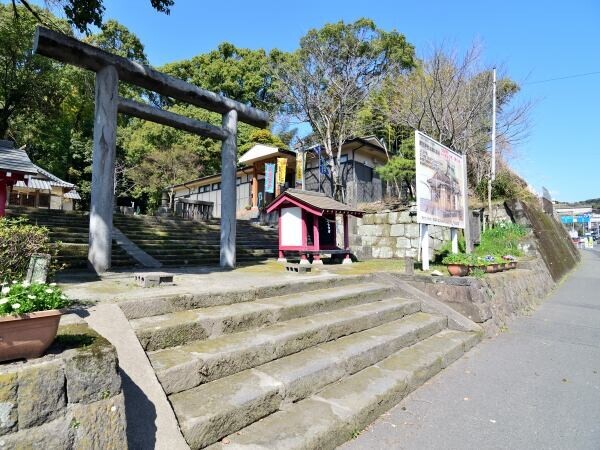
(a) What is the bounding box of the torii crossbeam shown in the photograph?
[33,27,269,273]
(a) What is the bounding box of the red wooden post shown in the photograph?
[277,209,286,262]
[0,180,6,217]
[313,213,322,264]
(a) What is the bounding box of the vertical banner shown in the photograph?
[295,152,304,184]
[319,155,329,175]
[264,163,275,194]
[277,158,287,185]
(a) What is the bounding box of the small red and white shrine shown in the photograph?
[266,189,363,264]
[0,141,38,217]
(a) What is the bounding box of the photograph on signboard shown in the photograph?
[415,131,466,228]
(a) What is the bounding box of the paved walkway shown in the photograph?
[342,249,600,450]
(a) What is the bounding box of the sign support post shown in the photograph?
[451,228,458,253]
[420,224,430,271]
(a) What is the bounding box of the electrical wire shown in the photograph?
[523,70,600,85]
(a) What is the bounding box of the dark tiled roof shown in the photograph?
[0,143,38,175]
[34,164,74,188]
[282,189,363,216]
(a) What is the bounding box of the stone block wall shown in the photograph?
[0,324,127,449]
[406,257,554,336]
[350,207,452,260]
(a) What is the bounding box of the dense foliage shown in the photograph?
[0,6,530,211]
[475,221,527,257]
[0,282,70,315]
[0,218,61,283]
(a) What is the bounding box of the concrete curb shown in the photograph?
[83,303,189,449]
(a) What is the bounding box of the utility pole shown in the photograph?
[487,68,497,228]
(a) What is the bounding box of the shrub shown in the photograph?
[0,282,70,315]
[475,221,527,257]
[441,253,474,265]
[0,218,61,283]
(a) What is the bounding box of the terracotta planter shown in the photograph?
[0,310,63,363]
[485,264,496,273]
[508,261,517,269]
[446,264,470,277]
[499,263,508,271]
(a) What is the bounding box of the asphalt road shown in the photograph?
[342,248,600,450]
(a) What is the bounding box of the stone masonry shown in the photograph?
[0,323,127,449]
[350,206,452,260]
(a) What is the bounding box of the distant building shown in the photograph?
[166,136,390,219]
[0,140,81,214]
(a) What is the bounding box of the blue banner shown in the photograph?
[319,156,329,175]
[264,163,275,194]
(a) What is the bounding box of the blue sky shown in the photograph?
[36,0,600,201]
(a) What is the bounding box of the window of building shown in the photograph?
[236,177,241,186]
[340,154,348,163]
[211,182,221,191]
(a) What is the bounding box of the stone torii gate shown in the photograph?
[33,27,269,273]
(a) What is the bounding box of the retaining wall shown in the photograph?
[0,323,127,449]
[406,258,554,335]
[350,207,452,260]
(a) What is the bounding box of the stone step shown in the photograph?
[208,329,479,450]
[169,312,446,449]
[149,297,420,395]
[132,283,394,351]
[119,275,374,319]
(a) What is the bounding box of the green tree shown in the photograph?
[272,18,415,200]
[11,0,174,33]
[127,145,201,210]
[375,132,416,199]
[0,4,69,138]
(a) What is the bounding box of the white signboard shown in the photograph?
[280,207,303,246]
[415,131,466,229]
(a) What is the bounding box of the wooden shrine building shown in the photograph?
[266,189,363,264]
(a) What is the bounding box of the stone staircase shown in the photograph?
[120,275,480,449]
[112,214,279,266]
[5,207,136,269]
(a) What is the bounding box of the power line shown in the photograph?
[523,70,600,85]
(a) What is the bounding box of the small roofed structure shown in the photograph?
[0,140,38,217]
[266,189,363,265]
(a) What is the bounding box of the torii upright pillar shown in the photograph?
[220,109,238,268]
[88,65,118,273]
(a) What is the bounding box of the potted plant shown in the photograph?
[441,253,473,277]
[501,254,517,269]
[0,281,70,362]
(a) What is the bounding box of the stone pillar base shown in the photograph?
[277,257,288,263]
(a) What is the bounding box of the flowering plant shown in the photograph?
[502,255,517,261]
[0,282,70,316]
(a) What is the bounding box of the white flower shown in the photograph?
[0,299,8,305]
[11,280,17,284]
[1,287,9,295]
[49,283,57,287]
[11,303,20,310]
[27,295,36,300]
[45,289,53,294]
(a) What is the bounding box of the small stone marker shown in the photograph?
[134,272,174,288]
[404,256,414,275]
[26,253,51,284]
[285,263,311,274]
